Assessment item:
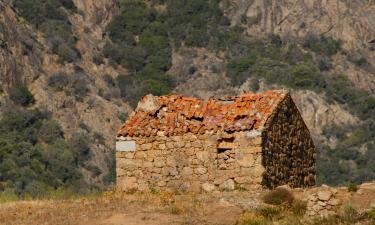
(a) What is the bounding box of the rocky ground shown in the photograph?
[1,182,375,225]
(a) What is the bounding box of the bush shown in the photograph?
[104,0,236,104]
[0,105,91,196]
[71,78,89,100]
[340,205,362,224]
[13,0,79,63]
[9,85,35,106]
[262,188,294,206]
[368,207,375,222]
[236,212,266,225]
[291,200,307,216]
[347,183,358,192]
[256,206,281,219]
[48,72,70,91]
[303,34,341,56]
[38,120,63,143]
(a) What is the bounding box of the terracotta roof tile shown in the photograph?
[117,90,288,137]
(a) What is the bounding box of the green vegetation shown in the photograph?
[104,0,236,106]
[303,34,341,56]
[226,39,324,91]
[237,204,371,225]
[8,85,35,106]
[0,97,94,197]
[47,71,90,101]
[262,188,294,206]
[13,0,80,63]
[347,183,358,193]
[225,34,375,186]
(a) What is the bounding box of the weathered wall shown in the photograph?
[262,94,316,188]
[116,131,264,192]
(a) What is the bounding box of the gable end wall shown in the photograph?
[261,94,316,188]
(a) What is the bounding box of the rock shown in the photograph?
[317,201,327,206]
[277,184,292,190]
[219,179,235,191]
[201,183,216,192]
[312,204,322,212]
[194,167,207,175]
[218,198,234,207]
[317,190,332,201]
[327,199,340,206]
[181,167,193,176]
[196,151,209,162]
[154,159,165,168]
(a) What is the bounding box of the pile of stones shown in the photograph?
[305,189,340,217]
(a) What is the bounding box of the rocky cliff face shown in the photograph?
[1,0,374,186]
[0,0,131,185]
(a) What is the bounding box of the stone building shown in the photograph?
[116,90,315,192]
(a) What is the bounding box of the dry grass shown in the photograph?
[0,191,236,225]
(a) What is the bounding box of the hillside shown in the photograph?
[1,0,375,196]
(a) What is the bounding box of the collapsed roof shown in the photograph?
[117,90,289,137]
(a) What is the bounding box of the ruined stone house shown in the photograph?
[116,90,315,192]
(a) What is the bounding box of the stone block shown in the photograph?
[117,176,138,190]
[196,151,209,162]
[135,151,147,159]
[142,143,153,150]
[166,157,177,167]
[237,154,255,168]
[116,168,126,177]
[201,183,216,192]
[181,167,193,176]
[194,167,207,175]
[219,179,235,191]
[317,191,332,201]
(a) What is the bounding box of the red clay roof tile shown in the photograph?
[117,90,288,137]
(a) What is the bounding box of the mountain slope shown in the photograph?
[1,0,375,195]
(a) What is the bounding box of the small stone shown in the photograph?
[219,179,235,191]
[277,184,292,190]
[154,159,165,168]
[317,190,332,201]
[201,183,216,192]
[328,198,340,206]
[181,167,193,176]
[158,180,167,187]
[312,204,322,212]
[196,151,209,162]
[194,167,207,175]
[317,201,327,206]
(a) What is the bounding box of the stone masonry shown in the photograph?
[116,90,316,192]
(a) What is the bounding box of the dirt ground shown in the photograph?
[1,183,375,225]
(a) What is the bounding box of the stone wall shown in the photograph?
[116,131,264,192]
[262,94,316,188]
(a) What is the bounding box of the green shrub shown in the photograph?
[236,212,267,225]
[38,120,63,143]
[13,0,79,63]
[48,72,70,91]
[303,34,341,56]
[340,205,362,224]
[368,207,375,222]
[262,188,294,206]
[347,183,358,192]
[291,200,307,216]
[256,206,281,219]
[9,85,35,106]
[0,104,91,196]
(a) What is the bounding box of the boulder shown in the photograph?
[219,179,235,191]
[201,183,216,192]
[317,190,332,201]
